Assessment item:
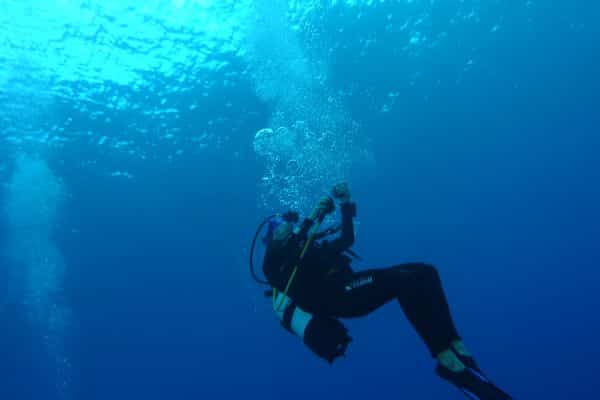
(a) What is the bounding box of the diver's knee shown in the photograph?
[417,263,439,280]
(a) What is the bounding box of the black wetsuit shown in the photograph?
[263,202,460,357]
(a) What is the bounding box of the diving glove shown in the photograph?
[310,196,335,221]
[331,182,352,203]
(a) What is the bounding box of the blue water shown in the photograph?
[1,1,599,399]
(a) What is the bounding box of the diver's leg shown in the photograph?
[326,264,513,399]
[325,263,461,357]
[322,268,398,317]
[390,263,461,357]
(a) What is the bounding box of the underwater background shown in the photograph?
[0,1,598,399]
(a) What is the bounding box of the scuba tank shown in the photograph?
[273,291,351,364]
[250,211,352,364]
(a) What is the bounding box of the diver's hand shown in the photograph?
[331,182,351,203]
[310,196,335,221]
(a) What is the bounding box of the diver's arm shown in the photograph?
[297,217,315,239]
[297,196,336,239]
[327,201,356,252]
[327,183,356,251]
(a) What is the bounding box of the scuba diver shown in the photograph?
[249,183,514,400]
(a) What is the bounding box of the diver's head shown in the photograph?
[251,210,300,286]
[261,211,299,246]
[262,217,283,245]
[273,221,294,242]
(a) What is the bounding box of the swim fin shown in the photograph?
[436,364,513,400]
[455,353,483,374]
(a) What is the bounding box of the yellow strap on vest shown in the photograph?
[273,220,322,312]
